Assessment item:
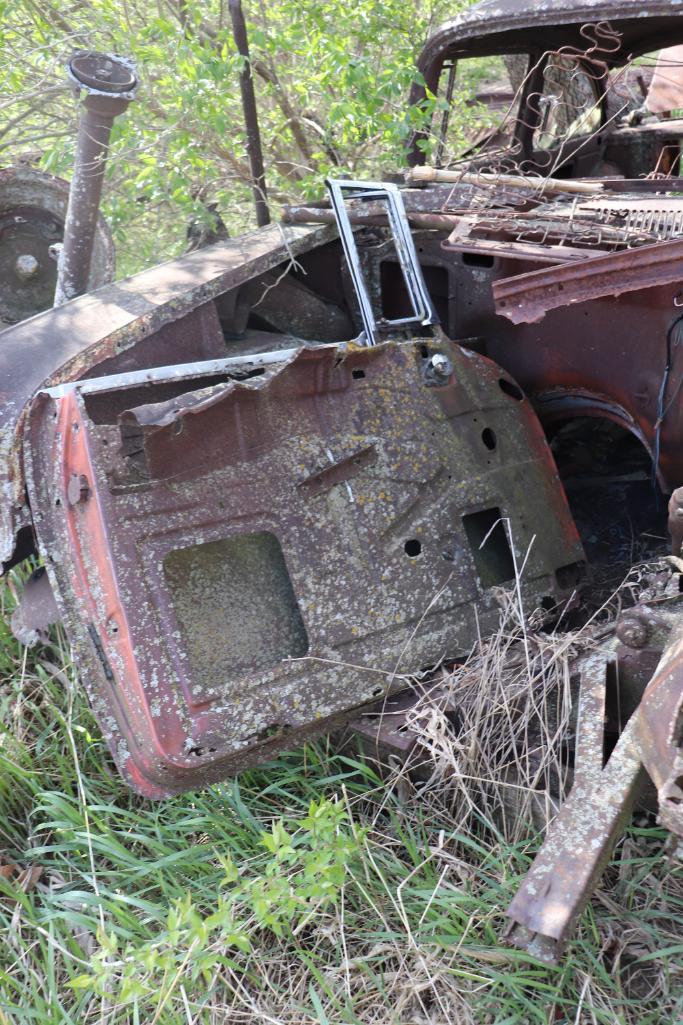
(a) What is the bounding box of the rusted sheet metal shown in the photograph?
[492,236,683,324]
[0,167,114,327]
[647,44,683,113]
[474,285,683,492]
[407,0,683,164]
[668,487,683,556]
[349,681,458,769]
[24,338,583,797]
[412,0,682,84]
[233,267,354,340]
[10,567,59,647]
[0,221,335,567]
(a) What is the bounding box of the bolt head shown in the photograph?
[429,353,453,378]
[616,615,649,649]
[14,254,39,281]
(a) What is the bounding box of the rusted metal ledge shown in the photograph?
[493,236,683,324]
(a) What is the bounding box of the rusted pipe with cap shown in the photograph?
[54,51,136,306]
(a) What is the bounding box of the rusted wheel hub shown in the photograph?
[0,166,115,326]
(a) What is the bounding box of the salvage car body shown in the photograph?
[3,0,683,960]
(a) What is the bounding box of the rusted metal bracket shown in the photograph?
[506,692,645,961]
[508,600,683,960]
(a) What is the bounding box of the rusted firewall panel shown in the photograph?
[25,340,583,797]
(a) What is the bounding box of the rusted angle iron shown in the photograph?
[493,235,683,323]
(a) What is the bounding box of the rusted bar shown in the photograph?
[229,0,270,227]
[54,52,136,306]
[636,621,683,838]
[573,655,609,787]
[435,60,457,168]
[282,205,462,231]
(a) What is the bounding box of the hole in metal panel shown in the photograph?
[462,508,515,587]
[481,427,497,450]
[404,538,422,557]
[380,261,448,324]
[462,251,495,268]
[498,377,524,401]
[352,368,366,379]
[555,560,586,590]
[164,531,308,686]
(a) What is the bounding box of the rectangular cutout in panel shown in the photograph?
[462,507,515,587]
[380,261,449,325]
[164,531,308,689]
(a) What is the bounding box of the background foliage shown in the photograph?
[0,0,459,275]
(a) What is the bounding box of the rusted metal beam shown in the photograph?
[573,653,610,786]
[507,708,646,961]
[283,204,474,232]
[637,622,683,838]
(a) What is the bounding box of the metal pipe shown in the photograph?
[54,52,136,306]
[435,61,457,169]
[282,204,462,231]
[229,0,270,227]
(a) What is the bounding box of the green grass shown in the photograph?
[0,575,681,1025]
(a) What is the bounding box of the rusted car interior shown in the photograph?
[2,0,683,962]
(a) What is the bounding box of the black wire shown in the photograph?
[652,311,683,493]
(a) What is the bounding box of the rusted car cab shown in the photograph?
[2,0,683,961]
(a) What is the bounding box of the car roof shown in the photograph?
[418,1,683,68]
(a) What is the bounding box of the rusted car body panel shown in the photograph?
[23,338,582,796]
[408,0,683,180]
[2,0,683,963]
[0,222,334,568]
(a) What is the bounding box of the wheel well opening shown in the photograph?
[547,416,667,588]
